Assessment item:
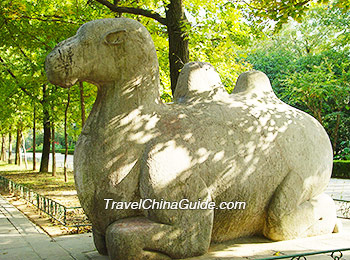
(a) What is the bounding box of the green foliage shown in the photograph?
[283,53,350,119]
[2,0,349,162]
[243,3,350,154]
[335,141,350,160]
[56,148,75,155]
[332,160,350,179]
[244,47,296,100]
[0,0,101,151]
[237,0,350,31]
[186,3,252,93]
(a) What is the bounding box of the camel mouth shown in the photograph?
[46,69,78,87]
[45,56,78,88]
[61,78,78,88]
[53,77,78,88]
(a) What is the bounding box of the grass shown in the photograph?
[0,161,80,207]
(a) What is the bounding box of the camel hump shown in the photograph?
[174,62,227,103]
[232,70,275,96]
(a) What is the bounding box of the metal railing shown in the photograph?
[0,175,90,227]
[256,248,350,259]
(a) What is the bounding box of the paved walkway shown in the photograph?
[1,178,350,259]
[326,178,350,201]
[0,195,102,260]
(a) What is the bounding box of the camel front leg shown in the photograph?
[93,227,108,255]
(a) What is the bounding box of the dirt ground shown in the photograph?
[0,163,80,206]
[0,162,92,236]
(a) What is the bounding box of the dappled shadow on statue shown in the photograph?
[45,18,339,260]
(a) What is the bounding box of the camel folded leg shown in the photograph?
[264,171,338,241]
[105,174,214,260]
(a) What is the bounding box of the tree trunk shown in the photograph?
[332,113,341,155]
[312,108,323,127]
[79,82,86,128]
[52,123,56,176]
[165,0,190,95]
[8,131,12,164]
[15,128,22,166]
[22,135,28,169]
[64,90,71,183]
[33,105,36,171]
[1,134,5,161]
[40,84,51,173]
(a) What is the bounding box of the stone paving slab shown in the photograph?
[1,246,42,260]
[326,178,350,201]
[54,233,98,260]
[0,195,74,260]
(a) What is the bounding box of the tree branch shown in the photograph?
[26,31,52,50]
[95,0,167,25]
[19,15,80,25]
[0,56,34,99]
[240,0,311,15]
[3,16,52,51]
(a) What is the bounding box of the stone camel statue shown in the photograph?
[45,18,339,260]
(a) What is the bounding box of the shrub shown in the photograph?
[28,148,43,153]
[56,149,75,155]
[332,160,350,179]
[334,141,350,160]
[27,148,74,155]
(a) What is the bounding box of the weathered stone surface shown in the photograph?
[45,18,338,260]
[174,61,227,103]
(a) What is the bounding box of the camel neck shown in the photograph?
[97,71,161,116]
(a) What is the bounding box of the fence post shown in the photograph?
[64,207,67,225]
[0,175,90,228]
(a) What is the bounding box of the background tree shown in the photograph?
[0,0,101,172]
[94,0,350,95]
[244,2,350,155]
[237,0,350,30]
[1,0,349,176]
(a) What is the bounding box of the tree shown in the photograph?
[64,90,71,182]
[238,0,350,30]
[0,134,6,161]
[187,3,253,92]
[79,82,86,127]
[8,131,12,164]
[94,0,350,95]
[244,3,350,154]
[0,0,100,172]
[0,50,33,166]
[32,102,37,170]
[284,51,350,153]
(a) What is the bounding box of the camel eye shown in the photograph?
[103,29,127,45]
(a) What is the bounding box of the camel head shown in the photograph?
[45,18,159,88]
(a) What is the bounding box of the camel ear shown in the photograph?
[103,29,127,45]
